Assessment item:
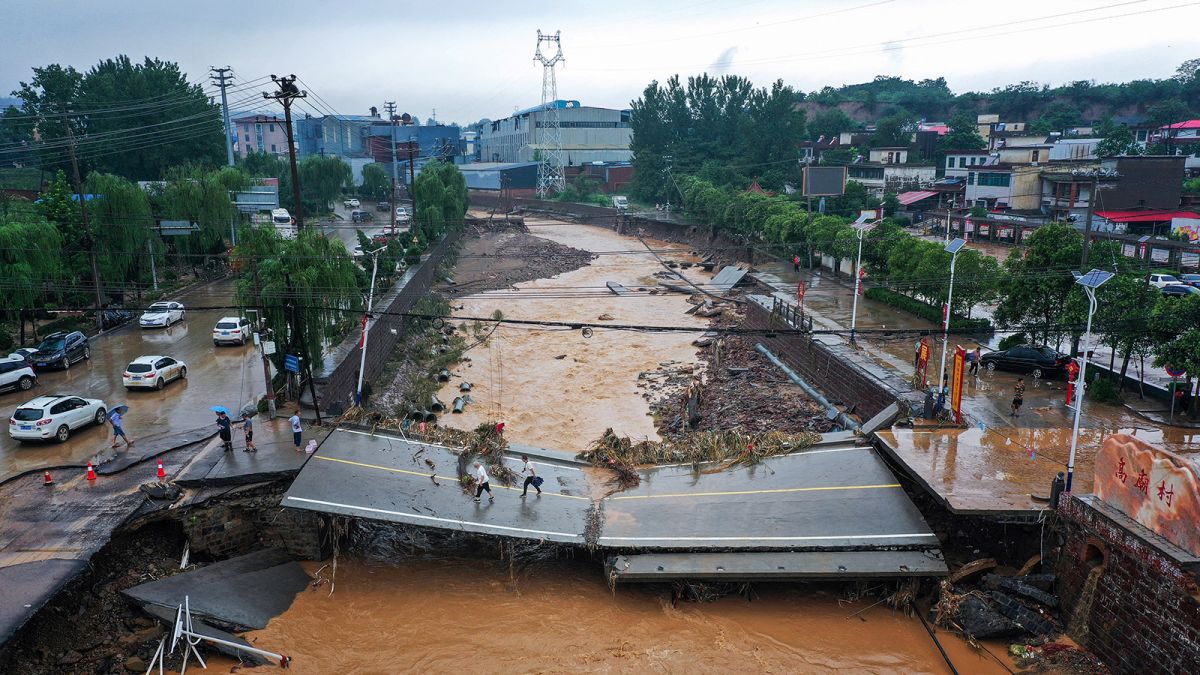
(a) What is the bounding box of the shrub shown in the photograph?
[998,332,1027,351]
[1087,375,1122,404]
[863,287,992,331]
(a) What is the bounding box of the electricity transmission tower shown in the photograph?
[533,30,565,198]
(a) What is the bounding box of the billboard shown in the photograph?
[802,166,847,197]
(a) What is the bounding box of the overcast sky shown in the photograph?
[5,0,1198,125]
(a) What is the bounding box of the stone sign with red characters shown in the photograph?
[1093,434,1200,556]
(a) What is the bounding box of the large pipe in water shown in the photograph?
[430,395,445,413]
[437,369,450,382]
[754,343,860,431]
[452,396,466,413]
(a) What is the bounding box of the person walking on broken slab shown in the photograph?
[289,410,303,450]
[241,415,257,453]
[109,408,133,449]
[520,455,543,497]
[473,461,494,503]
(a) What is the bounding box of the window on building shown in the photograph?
[1136,130,1148,142]
[959,157,967,168]
[270,144,276,152]
[1032,150,1040,162]
[947,156,955,168]
[978,172,1011,187]
[967,172,975,185]
[269,124,275,132]
[969,156,977,165]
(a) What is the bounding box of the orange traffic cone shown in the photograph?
[43,470,54,486]
[86,462,97,481]
[156,459,166,480]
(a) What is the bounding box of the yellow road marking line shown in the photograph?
[315,455,899,502]
[313,455,590,500]
[608,483,902,500]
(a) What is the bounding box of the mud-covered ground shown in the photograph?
[440,218,595,297]
[0,521,184,675]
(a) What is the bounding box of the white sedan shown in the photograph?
[139,301,185,328]
[9,394,107,443]
[123,355,187,390]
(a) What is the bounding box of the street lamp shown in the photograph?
[848,218,878,343]
[355,245,388,406]
[937,238,967,390]
[1066,268,1114,492]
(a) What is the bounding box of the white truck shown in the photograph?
[611,195,628,211]
[271,208,296,240]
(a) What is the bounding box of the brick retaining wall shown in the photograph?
[743,300,910,422]
[314,228,463,414]
[1055,495,1200,673]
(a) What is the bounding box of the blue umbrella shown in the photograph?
[210,405,231,415]
[111,405,129,416]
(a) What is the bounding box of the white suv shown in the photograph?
[212,316,252,345]
[0,357,37,394]
[1149,273,1180,289]
[9,394,107,443]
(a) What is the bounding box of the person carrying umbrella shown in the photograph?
[109,405,133,449]
[212,406,233,452]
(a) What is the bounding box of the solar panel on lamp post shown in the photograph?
[1066,268,1114,493]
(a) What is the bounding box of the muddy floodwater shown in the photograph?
[209,558,1009,674]
[437,219,710,452]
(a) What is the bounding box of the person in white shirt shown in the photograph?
[288,410,302,450]
[473,461,493,503]
[520,455,542,497]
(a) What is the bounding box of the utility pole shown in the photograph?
[210,66,235,166]
[385,101,398,234]
[407,138,417,220]
[61,113,104,332]
[264,75,307,228]
[1081,174,1097,268]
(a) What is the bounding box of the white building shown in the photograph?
[478,100,632,165]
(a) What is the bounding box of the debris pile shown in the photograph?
[578,427,820,469]
[440,223,595,297]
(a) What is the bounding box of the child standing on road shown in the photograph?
[216,411,233,452]
[109,410,133,449]
[520,455,542,497]
[473,461,494,503]
[242,416,256,453]
[1011,378,1026,417]
[289,410,303,450]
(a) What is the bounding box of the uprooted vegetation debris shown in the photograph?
[579,427,822,471]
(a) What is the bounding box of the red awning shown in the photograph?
[1096,210,1200,223]
[897,190,938,205]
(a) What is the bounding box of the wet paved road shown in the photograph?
[753,260,1200,513]
[0,280,265,481]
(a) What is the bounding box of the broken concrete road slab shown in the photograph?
[0,559,90,645]
[123,549,309,630]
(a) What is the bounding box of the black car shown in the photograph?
[30,331,91,370]
[1161,284,1200,297]
[979,344,1071,379]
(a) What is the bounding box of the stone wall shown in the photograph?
[743,300,911,422]
[179,495,331,561]
[314,228,463,414]
[1055,494,1200,673]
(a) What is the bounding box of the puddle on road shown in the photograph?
[205,557,1009,674]
[436,219,710,452]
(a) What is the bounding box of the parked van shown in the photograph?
[271,208,296,239]
[612,195,628,211]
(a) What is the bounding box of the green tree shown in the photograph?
[412,160,467,241]
[298,155,352,210]
[84,171,156,288]
[360,163,391,201]
[939,111,986,151]
[1030,101,1083,135]
[158,165,247,256]
[0,220,63,341]
[993,223,1082,347]
[871,111,915,148]
[809,108,855,141]
[14,56,223,179]
[1094,117,1141,157]
[1150,294,1200,416]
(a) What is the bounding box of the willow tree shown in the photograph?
[235,225,364,374]
[0,220,62,343]
[412,160,467,242]
[159,165,248,257]
[84,172,157,289]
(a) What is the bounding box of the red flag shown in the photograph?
[358,314,369,349]
[857,267,865,295]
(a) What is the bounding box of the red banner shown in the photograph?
[951,346,966,424]
[916,337,931,387]
[358,314,369,349]
[1065,359,1080,406]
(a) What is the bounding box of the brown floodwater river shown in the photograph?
[202,557,1010,674]
[195,219,1013,673]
